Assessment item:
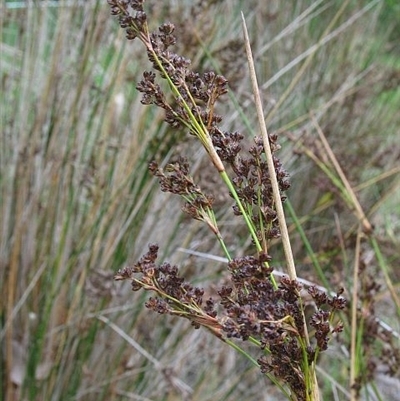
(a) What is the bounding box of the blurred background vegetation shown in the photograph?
[1,1,399,400]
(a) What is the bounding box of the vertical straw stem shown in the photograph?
[241,13,321,401]
[241,13,297,282]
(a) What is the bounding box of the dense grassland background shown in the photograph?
[1,0,399,400]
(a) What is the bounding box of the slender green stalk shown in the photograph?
[370,237,400,314]
[285,199,331,290]
[225,339,292,399]
[350,226,362,401]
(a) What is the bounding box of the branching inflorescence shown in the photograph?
[108,1,346,400]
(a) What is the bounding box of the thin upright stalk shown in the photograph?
[241,13,297,282]
[350,226,362,401]
[241,13,320,401]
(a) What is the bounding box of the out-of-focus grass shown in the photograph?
[0,1,182,400]
[1,1,399,400]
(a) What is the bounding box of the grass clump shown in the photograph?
[1,1,399,400]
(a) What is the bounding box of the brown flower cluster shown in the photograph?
[115,244,222,337]
[108,2,347,400]
[148,158,220,235]
[229,134,290,242]
[220,256,346,400]
[350,263,400,393]
[108,0,228,138]
[107,1,291,241]
[115,243,347,401]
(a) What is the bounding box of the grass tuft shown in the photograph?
[1,1,399,400]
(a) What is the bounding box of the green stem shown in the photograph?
[225,339,292,399]
[285,199,331,290]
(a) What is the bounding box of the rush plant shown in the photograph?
[106,1,399,401]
